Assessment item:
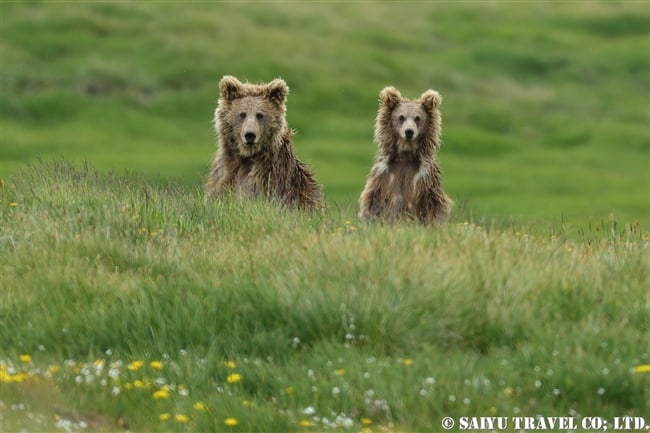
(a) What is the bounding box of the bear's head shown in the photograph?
[375,86,442,156]
[216,76,289,157]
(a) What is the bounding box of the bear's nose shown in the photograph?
[405,129,414,139]
[244,132,256,144]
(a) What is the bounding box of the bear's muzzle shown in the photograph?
[244,132,256,145]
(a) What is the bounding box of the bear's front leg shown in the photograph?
[206,153,235,198]
[359,173,387,220]
[416,185,451,224]
[359,187,377,220]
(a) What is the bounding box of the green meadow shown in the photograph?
[1,1,649,432]
[1,162,648,432]
[2,1,648,224]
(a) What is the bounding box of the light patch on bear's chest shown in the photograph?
[233,176,257,197]
[413,164,428,186]
[391,193,404,208]
[373,161,388,175]
[232,163,260,197]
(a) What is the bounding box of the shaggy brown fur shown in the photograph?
[207,76,322,210]
[359,86,451,223]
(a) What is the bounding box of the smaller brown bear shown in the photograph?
[207,76,323,210]
[359,86,451,223]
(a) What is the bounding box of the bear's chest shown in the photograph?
[231,161,274,197]
[385,159,420,211]
[231,162,259,196]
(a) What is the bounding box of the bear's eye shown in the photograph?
[414,116,421,122]
[398,115,405,122]
[239,112,246,119]
[256,113,264,120]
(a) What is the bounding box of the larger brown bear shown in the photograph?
[207,76,323,210]
[359,86,451,223]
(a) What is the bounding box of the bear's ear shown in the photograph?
[420,89,442,110]
[379,86,402,109]
[219,75,244,102]
[264,78,289,105]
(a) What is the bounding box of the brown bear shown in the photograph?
[359,86,451,223]
[207,76,323,210]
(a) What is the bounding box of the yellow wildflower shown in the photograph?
[48,365,60,375]
[225,360,237,369]
[194,401,207,411]
[299,419,314,427]
[634,364,650,373]
[361,428,372,433]
[153,388,170,399]
[149,361,163,370]
[124,382,133,390]
[134,379,145,388]
[224,417,238,426]
[13,372,28,383]
[175,414,189,423]
[334,368,345,376]
[127,361,143,371]
[9,202,17,207]
[227,373,242,384]
[20,354,32,363]
[285,386,295,394]
[0,371,11,383]
[403,358,414,366]
[159,413,171,421]
[362,418,373,425]
[504,386,513,397]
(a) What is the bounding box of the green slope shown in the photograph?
[1,1,648,225]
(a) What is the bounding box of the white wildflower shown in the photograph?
[302,406,315,416]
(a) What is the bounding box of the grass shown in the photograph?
[1,1,649,226]
[1,161,648,432]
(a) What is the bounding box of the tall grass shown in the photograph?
[1,162,648,432]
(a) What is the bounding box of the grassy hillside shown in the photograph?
[1,162,648,432]
[2,1,649,225]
